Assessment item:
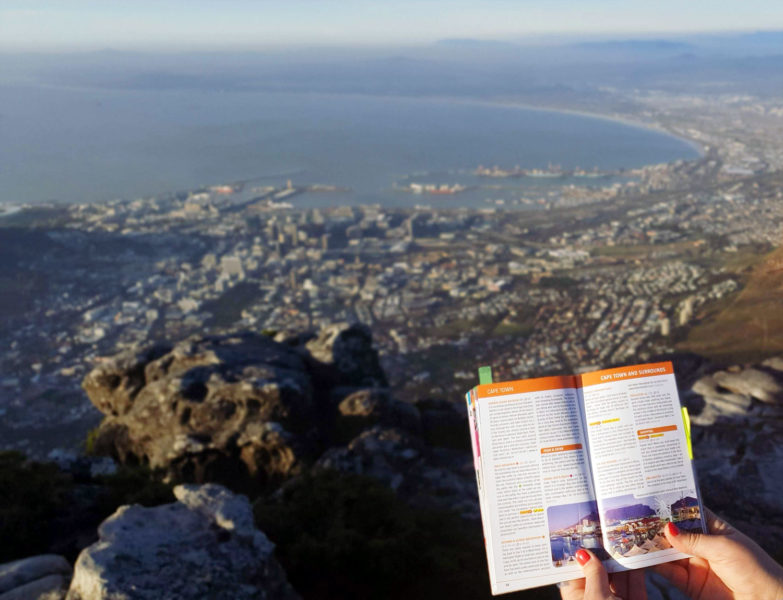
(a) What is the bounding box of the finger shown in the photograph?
[558,577,586,600]
[652,559,689,590]
[576,548,614,599]
[663,521,727,560]
[609,571,628,598]
[626,567,647,600]
[703,507,733,535]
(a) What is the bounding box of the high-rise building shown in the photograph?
[660,317,671,336]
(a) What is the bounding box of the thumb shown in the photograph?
[663,521,726,560]
[576,549,615,599]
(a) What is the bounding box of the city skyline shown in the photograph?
[3,0,783,50]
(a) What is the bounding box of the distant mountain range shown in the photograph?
[566,510,600,529]
[671,496,699,510]
[6,30,783,98]
[572,39,695,54]
[605,503,655,523]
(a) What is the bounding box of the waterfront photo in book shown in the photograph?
[600,491,703,559]
[547,500,610,567]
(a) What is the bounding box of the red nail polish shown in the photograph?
[667,522,680,536]
[575,549,590,565]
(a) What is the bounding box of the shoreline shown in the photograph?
[2,84,705,207]
[0,205,23,218]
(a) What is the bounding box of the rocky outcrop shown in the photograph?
[303,323,388,388]
[83,327,372,485]
[66,484,298,600]
[688,356,783,554]
[82,324,477,515]
[0,554,71,600]
[335,388,421,441]
[316,425,478,518]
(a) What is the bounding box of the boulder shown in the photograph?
[762,356,783,372]
[316,426,423,491]
[316,426,478,516]
[688,357,783,555]
[82,344,171,417]
[84,333,314,485]
[66,484,299,600]
[335,387,421,440]
[0,554,71,600]
[304,323,388,388]
[712,368,782,404]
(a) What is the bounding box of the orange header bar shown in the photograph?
[580,361,674,387]
[541,444,583,454]
[476,374,577,399]
[637,425,677,436]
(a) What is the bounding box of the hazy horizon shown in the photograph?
[3,0,783,51]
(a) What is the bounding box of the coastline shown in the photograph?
[1,85,704,207]
[6,81,706,158]
[0,205,23,218]
[390,93,707,160]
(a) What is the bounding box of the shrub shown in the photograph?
[84,427,101,455]
[0,451,73,563]
[254,470,558,600]
[95,464,175,512]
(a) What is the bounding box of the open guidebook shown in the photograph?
[464,361,706,595]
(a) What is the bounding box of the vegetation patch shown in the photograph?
[680,245,783,363]
[0,451,73,563]
[254,470,557,600]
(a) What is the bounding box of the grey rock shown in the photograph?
[0,574,69,600]
[689,357,783,555]
[316,426,423,491]
[84,333,313,484]
[66,484,299,600]
[82,344,171,417]
[712,368,782,403]
[690,375,751,425]
[0,556,71,596]
[336,388,421,440]
[762,356,783,372]
[173,484,259,540]
[316,426,478,516]
[304,323,388,387]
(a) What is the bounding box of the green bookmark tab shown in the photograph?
[478,366,493,385]
[681,406,693,460]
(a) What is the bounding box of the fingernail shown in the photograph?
[575,549,590,565]
[667,522,680,536]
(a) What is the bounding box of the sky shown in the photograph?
[547,500,598,532]
[2,0,783,50]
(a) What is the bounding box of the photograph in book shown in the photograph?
[547,500,610,567]
[600,492,703,560]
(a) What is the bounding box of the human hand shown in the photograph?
[653,508,783,600]
[559,548,647,600]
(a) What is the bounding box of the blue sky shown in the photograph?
[2,0,783,50]
[548,500,598,532]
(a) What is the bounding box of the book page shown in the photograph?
[474,375,609,594]
[580,362,705,570]
[466,389,496,582]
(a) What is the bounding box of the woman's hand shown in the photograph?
[653,509,783,600]
[559,549,647,600]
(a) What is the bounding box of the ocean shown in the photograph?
[0,84,700,208]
